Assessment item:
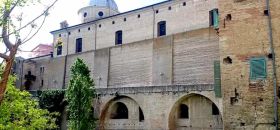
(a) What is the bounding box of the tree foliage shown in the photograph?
[38,90,66,127]
[66,58,96,130]
[0,72,58,129]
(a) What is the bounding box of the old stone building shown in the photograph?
[15,0,280,129]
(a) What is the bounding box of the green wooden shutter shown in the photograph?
[214,61,222,97]
[250,57,267,80]
[213,9,219,29]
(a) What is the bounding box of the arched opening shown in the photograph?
[139,107,144,122]
[169,94,223,130]
[110,102,128,119]
[99,96,146,130]
[179,104,189,119]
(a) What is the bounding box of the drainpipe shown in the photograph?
[152,6,155,39]
[265,0,278,129]
[62,28,70,89]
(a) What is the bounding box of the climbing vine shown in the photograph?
[38,90,66,127]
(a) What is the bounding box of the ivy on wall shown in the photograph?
[38,90,66,127]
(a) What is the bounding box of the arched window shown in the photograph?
[110,102,128,119]
[179,104,189,119]
[157,21,166,37]
[115,30,122,45]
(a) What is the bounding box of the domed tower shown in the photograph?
[78,0,119,23]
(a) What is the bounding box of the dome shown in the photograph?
[89,0,119,11]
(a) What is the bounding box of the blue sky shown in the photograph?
[4,0,165,57]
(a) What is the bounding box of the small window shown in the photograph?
[138,14,141,18]
[78,29,81,32]
[156,10,159,14]
[212,103,219,115]
[183,2,186,6]
[157,21,166,37]
[124,18,126,21]
[250,57,267,80]
[179,104,189,119]
[112,21,115,24]
[83,12,87,17]
[76,38,82,53]
[168,6,172,10]
[41,80,44,87]
[59,34,61,37]
[115,30,122,45]
[57,45,62,56]
[68,32,71,35]
[88,27,91,31]
[209,9,219,28]
[99,24,102,28]
[40,66,45,75]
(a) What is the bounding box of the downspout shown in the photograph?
[62,28,69,89]
[152,6,155,39]
[265,0,278,129]
[94,23,97,50]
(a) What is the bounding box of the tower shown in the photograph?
[78,0,119,23]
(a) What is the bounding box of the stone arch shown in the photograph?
[168,93,223,130]
[99,95,145,130]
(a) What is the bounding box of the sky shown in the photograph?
[0,0,166,58]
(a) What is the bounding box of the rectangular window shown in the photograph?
[209,9,219,29]
[250,57,267,80]
[41,80,44,87]
[57,45,62,55]
[115,30,122,45]
[158,21,166,37]
[40,66,45,75]
[76,38,83,53]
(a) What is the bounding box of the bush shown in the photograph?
[0,75,58,129]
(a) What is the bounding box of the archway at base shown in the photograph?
[168,93,223,130]
[99,95,145,130]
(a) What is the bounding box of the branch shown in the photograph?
[0,0,21,50]
[2,10,13,50]
[10,0,21,13]
[21,14,47,45]
[0,53,9,61]
[0,0,59,39]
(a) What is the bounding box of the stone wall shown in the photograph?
[20,28,219,91]
[218,0,280,129]
[51,0,218,56]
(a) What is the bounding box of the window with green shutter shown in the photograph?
[214,61,222,97]
[209,9,219,29]
[250,57,267,80]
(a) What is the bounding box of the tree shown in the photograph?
[0,0,58,103]
[0,68,58,129]
[66,58,96,130]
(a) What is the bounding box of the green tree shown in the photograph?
[0,0,58,103]
[66,58,96,130]
[0,70,58,129]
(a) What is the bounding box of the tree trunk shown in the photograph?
[0,48,17,104]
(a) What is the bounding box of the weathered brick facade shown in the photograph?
[218,0,280,129]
